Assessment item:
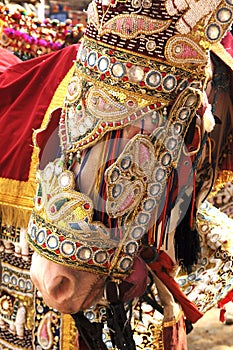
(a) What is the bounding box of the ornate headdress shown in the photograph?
[27,0,233,277]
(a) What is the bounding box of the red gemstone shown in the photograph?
[55,249,60,254]
[100,74,105,80]
[156,102,161,107]
[130,115,136,120]
[139,81,145,86]
[126,62,132,68]
[59,236,65,241]
[101,122,107,128]
[111,58,116,63]
[47,230,51,235]
[71,255,76,260]
[84,203,90,210]
[149,104,155,110]
[144,67,150,73]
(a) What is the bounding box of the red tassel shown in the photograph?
[149,251,203,324]
[220,308,226,323]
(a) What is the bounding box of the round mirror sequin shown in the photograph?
[162,75,177,91]
[161,152,172,166]
[18,278,26,290]
[178,107,190,120]
[77,246,92,261]
[37,229,46,244]
[146,71,161,88]
[217,8,232,23]
[87,51,97,67]
[131,226,145,239]
[149,183,161,196]
[143,198,156,211]
[110,168,120,183]
[206,23,221,41]
[119,257,133,271]
[137,212,151,225]
[30,225,37,239]
[155,168,166,181]
[111,62,125,78]
[112,183,123,198]
[166,137,178,151]
[128,66,145,83]
[46,235,59,250]
[80,47,87,63]
[94,250,108,264]
[98,57,110,72]
[184,94,197,107]
[58,171,74,190]
[173,123,183,135]
[125,241,138,255]
[61,241,75,256]
[121,156,132,170]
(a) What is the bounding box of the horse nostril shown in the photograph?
[46,276,73,302]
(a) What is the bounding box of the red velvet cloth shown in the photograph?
[149,251,203,324]
[0,44,78,181]
[0,48,22,74]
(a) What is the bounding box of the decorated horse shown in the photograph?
[1,0,233,349]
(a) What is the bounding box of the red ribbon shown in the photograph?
[149,250,203,324]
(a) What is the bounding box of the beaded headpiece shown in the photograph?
[27,0,233,277]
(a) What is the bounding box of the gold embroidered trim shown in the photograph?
[163,310,184,328]
[81,36,200,74]
[61,314,77,350]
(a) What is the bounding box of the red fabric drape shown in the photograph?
[0,48,22,74]
[0,44,78,181]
